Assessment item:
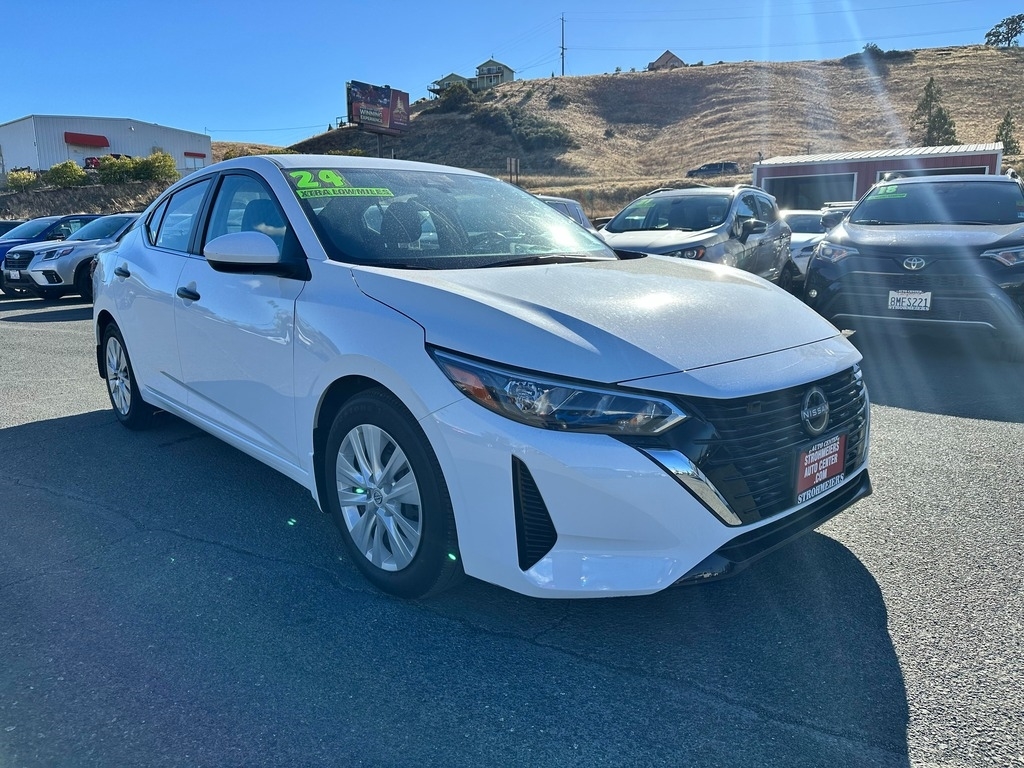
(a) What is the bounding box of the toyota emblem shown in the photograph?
[800,387,830,436]
[903,256,926,271]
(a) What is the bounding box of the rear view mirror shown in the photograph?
[821,211,845,230]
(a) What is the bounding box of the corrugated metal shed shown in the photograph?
[753,143,1004,209]
[0,115,212,175]
[758,143,1003,167]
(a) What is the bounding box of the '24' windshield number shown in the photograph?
[290,170,348,190]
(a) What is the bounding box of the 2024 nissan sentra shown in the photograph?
[93,155,871,599]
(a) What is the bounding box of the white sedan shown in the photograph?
[93,155,871,599]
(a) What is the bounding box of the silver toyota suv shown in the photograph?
[2,213,138,301]
[599,185,797,291]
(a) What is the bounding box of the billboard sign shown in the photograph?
[346,81,411,135]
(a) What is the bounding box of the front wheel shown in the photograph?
[74,262,94,301]
[102,323,156,430]
[323,389,462,598]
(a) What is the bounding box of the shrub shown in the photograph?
[426,82,476,114]
[44,160,88,187]
[6,169,38,192]
[97,155,138,183]
[134,151,179,183]
[548,93,570,108]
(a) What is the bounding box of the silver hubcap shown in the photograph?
[336,424,422,572]
[105,336,132,416]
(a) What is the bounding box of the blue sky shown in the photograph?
[5,0,1017,147]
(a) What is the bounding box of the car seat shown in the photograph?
[380,201,423,249]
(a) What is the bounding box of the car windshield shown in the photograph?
[68,215,134,241]
[783,213,825,233]
[286,167,615,268]
[603,194,731,234]
[0,217,59,240]
[849,180,1024,225]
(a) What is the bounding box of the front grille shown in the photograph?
[4,252,32,270]
[682,367,868,525]
[849,272,991,291]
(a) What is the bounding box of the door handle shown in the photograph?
[176,286,201,302]
[114,265,131,278]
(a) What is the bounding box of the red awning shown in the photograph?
[64,131,110,148]
[183,151,206,158]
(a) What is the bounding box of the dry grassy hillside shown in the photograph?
[290,44,1024,215]
[4,45,1021,220]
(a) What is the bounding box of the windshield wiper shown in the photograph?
[482,253,609,268]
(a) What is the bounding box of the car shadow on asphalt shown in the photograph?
[0,298,92,323]
[852,332,1024,423]
[1,409,909,766]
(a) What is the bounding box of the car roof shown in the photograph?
[233,153,492,179]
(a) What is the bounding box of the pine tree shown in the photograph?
[911,77,959,146]
[995,109,1020,154]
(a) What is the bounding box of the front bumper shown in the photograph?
[424,367,871,599]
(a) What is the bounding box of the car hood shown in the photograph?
[598,228,716,253]
[352,256,841,384]
[839,222,1024,250]
[0,238,38,257]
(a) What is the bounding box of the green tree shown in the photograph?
[996,109,1021,154]
[43,160,88,187]
[911,77,959,146]
[6,169,38,192]
[985,14,1024,46]
[133,151,179,183]
[97,155,137,183]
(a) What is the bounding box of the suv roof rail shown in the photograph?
[822,200,857,208]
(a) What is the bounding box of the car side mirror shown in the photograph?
[821,211,845,230]
[738,218,767,243]
[203,231,304,278]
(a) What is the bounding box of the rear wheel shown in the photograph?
[323,389,462,598]
[102,323,156,430]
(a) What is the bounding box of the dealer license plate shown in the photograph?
[6,270,20,281]
[796,433,847,504]
[888,289,931,311]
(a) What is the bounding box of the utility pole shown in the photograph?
[561,13,565,77]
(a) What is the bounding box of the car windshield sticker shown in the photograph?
[869,185,907,200]
[289,170,394,199]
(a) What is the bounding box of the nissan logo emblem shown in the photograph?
[801,387,830,437]
[903,256,926,271]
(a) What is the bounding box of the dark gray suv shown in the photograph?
[599,185,797,290]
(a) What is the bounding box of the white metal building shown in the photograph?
[0,115,212,176]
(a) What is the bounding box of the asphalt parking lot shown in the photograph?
[1,293,1022,768]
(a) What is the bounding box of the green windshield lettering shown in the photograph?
[296,187,394,199]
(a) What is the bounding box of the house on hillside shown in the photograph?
[647,51,685,71]
[429,59,515,96]
[753,143,1005,209]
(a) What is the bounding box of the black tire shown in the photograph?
[777,262,797,294]
[323,389,463,598]
[74,262,94,302]
[101,323,157,430]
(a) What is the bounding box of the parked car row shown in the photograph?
[0,212,139,300]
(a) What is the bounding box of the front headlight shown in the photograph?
[816,240,859,263]
[663,245,706,260]
[430,349,687,435]
[980,245,1024,266]
[42,247,75,261]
